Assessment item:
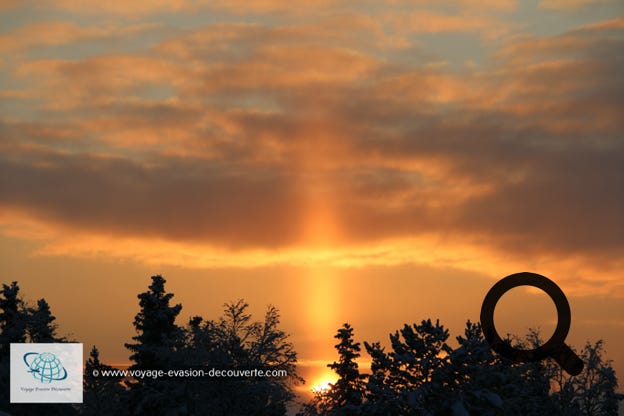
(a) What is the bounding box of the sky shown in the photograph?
[1,0,623,398]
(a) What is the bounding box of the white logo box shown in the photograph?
[10,343,83,403]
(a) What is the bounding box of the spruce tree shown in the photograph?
[124,275,184,415]
[0,282,27,357]
[83,346,125,416]
[0,282,76,415]
[0,282,28,409]
[301,324,365,416]
[27,298,62,343]
[126,275,183,369]
[326,324,365,415]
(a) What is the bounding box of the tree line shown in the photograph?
[0,275,621,415]
[1,276,301,415]
[301,322,620,416]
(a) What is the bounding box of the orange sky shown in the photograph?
[1,0,623,398]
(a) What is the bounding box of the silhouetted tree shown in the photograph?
[548,340,621,416]
[441,320,505,415]
[183,300,302,415]
[126,275,183,369]
[326,324,366,414]
[364,319,454,415]
[0,282,76,415]
[124,275,184,415]
[3,277,620,416]
[501,330,558,416]
[449,323,556,416]
[0,282,28,410]
[301,324,365,416]
[82,346,126,416]
[0,282,28,354]
[179,315,225,414]
[26,298,64,343]
[576,340,621,415]
[302,320,621,416]
[247,304,302,413]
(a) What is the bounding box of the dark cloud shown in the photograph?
[0,13,622,269]
[0,149,307,248]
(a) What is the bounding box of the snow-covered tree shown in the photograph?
[26,298,63,343]
[126,275,183,369]
[548,340,621,416]
[182,300,302,415]
[247,305,302,413]
[0,282,28,410]
[300,324,365,416]
[82,346,126,416]
[447,322,557,416]
[441,320,505,415]
[364,319,453,415]
[301,320,623,416]
[0,282,27,357]
[0,282,76,415]
[326,324,366,414]
[124,275,184,415]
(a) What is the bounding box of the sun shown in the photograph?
[311,377,336,394]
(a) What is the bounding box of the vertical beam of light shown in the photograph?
[301,266,339,357]
[298,208,342,393]
[294,121,345,391]
[299,192,342,359]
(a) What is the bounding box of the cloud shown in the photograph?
[35,0,201,17]
[0,147,309,247]
[0,22,161,54]
[32,0,518,17]
[381,10,516,39]
[1,4,623,294]
[539,0,615,11]
[11,55,181,113]
[394,0,517,10]
[0,0,20,11]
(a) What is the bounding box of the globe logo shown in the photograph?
[23,352,68,383]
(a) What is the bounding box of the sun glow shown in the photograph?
[312,379,333,394]
[311,371,337,394]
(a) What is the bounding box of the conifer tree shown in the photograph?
[0,282,27,357]
[124,275,184,415]
[364,319,453,414]
[83,346,125,416]
[0,282,28,410]
[27,298,62,343]
[301,324,366,416]
[325,324,365,415]
[0,282,76,415]
[126,275,183,369]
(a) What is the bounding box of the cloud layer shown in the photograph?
[1,3,623,293]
